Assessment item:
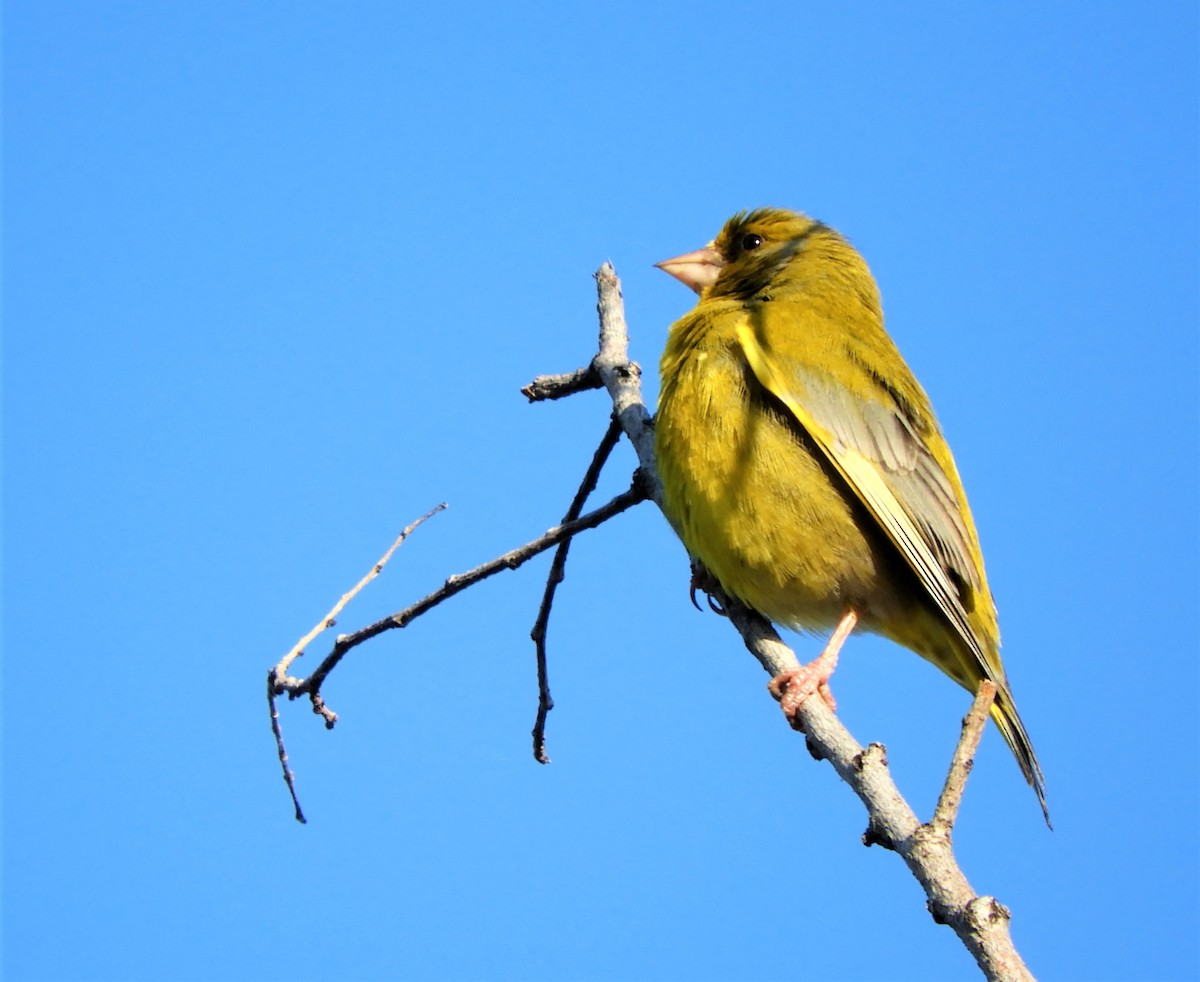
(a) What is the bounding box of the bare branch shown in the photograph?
[267,505,447,815]
[933,681,998,830]
[522,365,601,402]
[274,504,447,682]
[722,603,1032,981]
[266,672,306,824]
[531,415,625,763]
[272,482,648,722]
[591,262,661,506]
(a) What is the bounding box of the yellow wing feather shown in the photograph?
[735,316,992,676]
[736,310,1047,820]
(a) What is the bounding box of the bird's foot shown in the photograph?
[688,560,729,615]
[767,610,859,731]
[768,654,839,730]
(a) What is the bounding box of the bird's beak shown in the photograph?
[655,246,724,295]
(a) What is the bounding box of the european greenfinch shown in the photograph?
[654,208,1047,821]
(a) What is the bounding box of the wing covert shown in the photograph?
[735,307,994,669]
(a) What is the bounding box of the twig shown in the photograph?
[933,680,998,830]
[275,504,447,681]
[591,263,661,506]
[267,672,306,824]
[267,505,446,820]
[530,415,625,763]
[516,262,660,760]
[522,365,601,402]
[273,483,648,723]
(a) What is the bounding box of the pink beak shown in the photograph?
[655,246,724,295]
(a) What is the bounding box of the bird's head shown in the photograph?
[656,208,828,301]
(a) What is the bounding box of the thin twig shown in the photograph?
[933,680,998,830]
[522,365,601,402]
[276,482,649,723]
[274,504,447,681]
[266,675,306,824]
[591,263,661,506]
[530,415,625,763]
[267,505,445,819]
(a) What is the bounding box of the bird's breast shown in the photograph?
[657,323,892,630]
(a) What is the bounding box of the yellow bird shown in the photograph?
[654,208,1047,821]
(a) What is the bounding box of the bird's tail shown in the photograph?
[883,608,1049,825]
[920,623,1051,827]
[989,683,1050,827]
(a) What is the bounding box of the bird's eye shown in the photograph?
[740,233,764,252]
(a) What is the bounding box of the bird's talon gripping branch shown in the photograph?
[767,610,858,728]
[688,560,728,615]
[768,657,839,728]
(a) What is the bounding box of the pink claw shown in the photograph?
[768,610,858,729]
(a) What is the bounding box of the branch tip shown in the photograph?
[521,365,602,402]
[529,416,626,763]
[931,680,997,830]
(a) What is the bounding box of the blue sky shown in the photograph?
[5,3,1198,980]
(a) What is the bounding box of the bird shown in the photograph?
[653,207,1047,821]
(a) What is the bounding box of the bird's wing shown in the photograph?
[735,307,995,673]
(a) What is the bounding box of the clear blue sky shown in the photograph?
[5,3,1198,980]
